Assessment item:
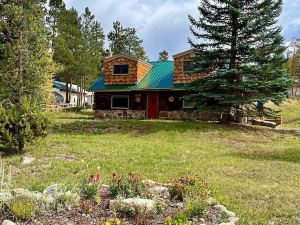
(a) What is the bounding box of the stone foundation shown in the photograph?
[95,110,145,119]
[159,111,221,121]
[95,110,221,121]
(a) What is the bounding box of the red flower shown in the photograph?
[89,174,101,183]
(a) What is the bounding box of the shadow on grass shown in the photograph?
[228,148,300,164]
[0,145,24,158]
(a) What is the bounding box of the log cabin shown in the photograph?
[89,49,220,121]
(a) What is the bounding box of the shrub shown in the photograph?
[55,191,80,210]
[9,195,36,220]
[0,161,12,208]
[185,197,208,218]
[80,200,94,214]
[64,106,84,112]
[109,172,147,198]
[165,214,189,225]
[169,175,210,201]
[80,174,101,200]
[0,100,50,152]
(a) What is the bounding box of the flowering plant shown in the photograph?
[80,174,101,200]
[109,172,146,198]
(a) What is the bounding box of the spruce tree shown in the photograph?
[188,0,291,121]
[78,7,105,105]
[108,21,148,60]
[159,50,169,61]
[0,0,54,152]
[52,7,83,103]
[46,0,65,46]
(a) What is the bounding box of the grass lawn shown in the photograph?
[1,108,300,225]
[278,98,300,129]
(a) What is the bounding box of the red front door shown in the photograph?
[147,92,159,119]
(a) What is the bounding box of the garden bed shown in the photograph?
[0,172,238,225]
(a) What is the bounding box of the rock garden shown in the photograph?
[0,164,238,225]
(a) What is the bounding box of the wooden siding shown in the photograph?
[173,52,208,84]
[104,56,151,85]
[94,91,188,111]
[94,92,147,110]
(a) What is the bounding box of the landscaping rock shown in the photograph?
[142,179,156,187]
[0,191,13,203]
[43,184,60,198]
[150,186,169,198]
[229,216,239,223]
[110,198,155,215]
[12,188,30,195]
[20,156,36,165]
[225,210,236,217]
[206,197,217,205]
[2,220,16,225]
[213,204,227,212]
[101,184,110,189]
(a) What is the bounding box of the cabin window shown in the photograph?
[183,99,196,109]
[183,61,195,73]
[113,64,129,75]
[111,95,129,109]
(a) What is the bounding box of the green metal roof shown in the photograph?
[89,61,190,91]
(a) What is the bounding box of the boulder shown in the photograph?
[212,204,227,212]
[20,157,36,165]
[228,216,239,223]
[2,220,16,225]
[142,179,156,187]
[150,186,169,198]
[110,198,155,215]
[43,184,61,198]
[225,210,236,217]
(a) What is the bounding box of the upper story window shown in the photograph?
[183,61,195,73]
[113,64,129,75]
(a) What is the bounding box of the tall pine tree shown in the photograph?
[108,21,148,61]
[159,50,169,61]
[0,0,55,151]
[188,0,291,121]
[52,7,83,103]
[77,7,105,105]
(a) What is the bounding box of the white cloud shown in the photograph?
[63,0,300,60]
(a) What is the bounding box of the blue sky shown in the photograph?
[64,0,300,61]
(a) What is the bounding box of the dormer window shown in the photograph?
[113,64,129,75]
[183,61,195,73]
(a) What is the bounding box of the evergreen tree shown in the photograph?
[78,7,105,105]
[108,21,148,60]
[46,0,65,47]
[159,50,169,61]
[0,0,54,151]
[52,7,83,103]
[286,38,300,95]
[187,0,291,121]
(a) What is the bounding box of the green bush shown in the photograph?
[9,195,36,220]
[165,213,189,225]
[0,100,50,152]
[63,106,84,113]
[55,191,80,210]
[109,172,147,198]
[80,174,101,200]
[169,175,210,201]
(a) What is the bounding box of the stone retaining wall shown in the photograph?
[95,110,145,119]
[95,110,221,121]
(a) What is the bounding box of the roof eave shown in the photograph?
[104,54,153,68]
